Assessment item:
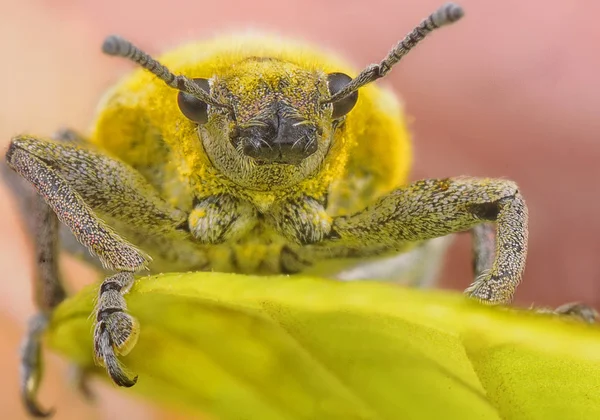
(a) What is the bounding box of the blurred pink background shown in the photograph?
[1,0,599,418]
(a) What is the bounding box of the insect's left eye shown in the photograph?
[177,78,210,124]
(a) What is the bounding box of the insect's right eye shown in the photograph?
[177,78,210,124]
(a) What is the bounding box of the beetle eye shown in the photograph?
[177,78,210,124]
[327,72,358,119]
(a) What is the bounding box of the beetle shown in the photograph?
[6,2,590,417]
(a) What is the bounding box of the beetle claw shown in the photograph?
[21,314,54,417]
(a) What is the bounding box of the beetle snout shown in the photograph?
[235,116,318,165]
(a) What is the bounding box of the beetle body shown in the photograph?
[6,5,537,416]
[90,34,413,275]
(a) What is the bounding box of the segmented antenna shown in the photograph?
[102,35,230,109]
[324,3,464,104]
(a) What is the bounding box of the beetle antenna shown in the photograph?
[102,35,230,110]
[323,3,464,104]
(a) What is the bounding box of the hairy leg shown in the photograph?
[537,302,599,323]
[309,177,528,305]
[3,139,69,417]
[93,272,139,385]
[5,133,191,415]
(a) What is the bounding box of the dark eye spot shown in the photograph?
[177,78,210,124]
[327,72,358,119]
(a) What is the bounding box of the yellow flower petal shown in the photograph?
[47,272,600,419]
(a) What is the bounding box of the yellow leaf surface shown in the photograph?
[47,272,600,419]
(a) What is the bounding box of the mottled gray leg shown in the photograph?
[269,197,331,245]
[536,302,599,324]
[6,139,151,271]
[5,134,192,401]
[554,302,598,323]
[93,272,138,386]
[2,163,66,311]
[188,195,256,244]
[319,178,528,305]
[6,141,145,389]
[20,197,64,417]
[59,226,108,272]
[20,314,52,417]
[2,157,66,417]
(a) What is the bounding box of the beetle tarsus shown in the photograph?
[21,314,55,418]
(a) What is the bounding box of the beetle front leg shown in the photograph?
[188,195,256,244]
[6,140,151,397]
[535,302,599,323]
[328,178,528,305]
[269,196,331,245]
[93,272,139,386]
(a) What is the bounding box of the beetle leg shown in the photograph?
[93,272,139,386]
[3,150,67,417]
[321,177,528,305]
[189,195,257,244]
[268,196,332,245]
[20,314,53,417]
[472,222,597,322]
[5,136,161,402]
[550,302,598,323]
[6,141,150,272]
[19,193,64,417]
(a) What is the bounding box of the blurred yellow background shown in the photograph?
[1,0,599,418]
